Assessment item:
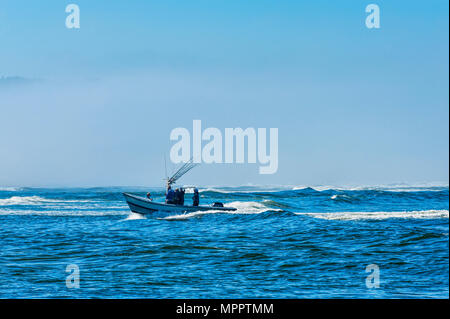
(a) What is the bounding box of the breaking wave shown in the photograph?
[293,183,449,192]
[330,194,358,202]
[0,209,129,216]
[0,195,128,215]
[199,187,289,194]
[0,187,23,191]
[295,210,449,220]
[0,196,95,206]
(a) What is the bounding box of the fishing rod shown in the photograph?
[166,157,198,187]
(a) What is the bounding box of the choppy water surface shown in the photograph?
[0,185,448,298]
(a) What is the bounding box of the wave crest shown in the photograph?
[0,196,94,206]
[295,210,449,220]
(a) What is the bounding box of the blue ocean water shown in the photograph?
[0,185,448,298]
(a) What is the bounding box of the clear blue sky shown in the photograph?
[0,0,448,187]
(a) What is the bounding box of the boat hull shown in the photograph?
[123,192,236,214]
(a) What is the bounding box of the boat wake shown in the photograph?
[160,201,282,220]
[122,212,147,221]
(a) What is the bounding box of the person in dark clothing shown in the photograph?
[146,192,153,201]
[174,188,181,205]
[192,188,199,206]
[180,188,185,205]
[166,186,175,204]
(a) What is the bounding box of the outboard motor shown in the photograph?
[212,202,224,208]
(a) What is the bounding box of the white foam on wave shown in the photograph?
[0,196,51,205]
[0,196,104,206]
[0,187,23,191]
[227,201,280,214]
[199,187,258,194]
[161,210,222,220]
[198,188,230,194]
[0,208,129,216]
[292,185,311,191]
[293,183,449,192]
[295,210,449,221]
[330,194,352,200]
[197,184,450,194]
[122,212,147,221]
[198,186,293,194]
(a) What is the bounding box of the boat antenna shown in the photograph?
[167,157,198,187]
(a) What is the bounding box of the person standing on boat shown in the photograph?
[192,188,199,206]
[166,185,175,204]
[174,188,181,205]
[180,188,185,205]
